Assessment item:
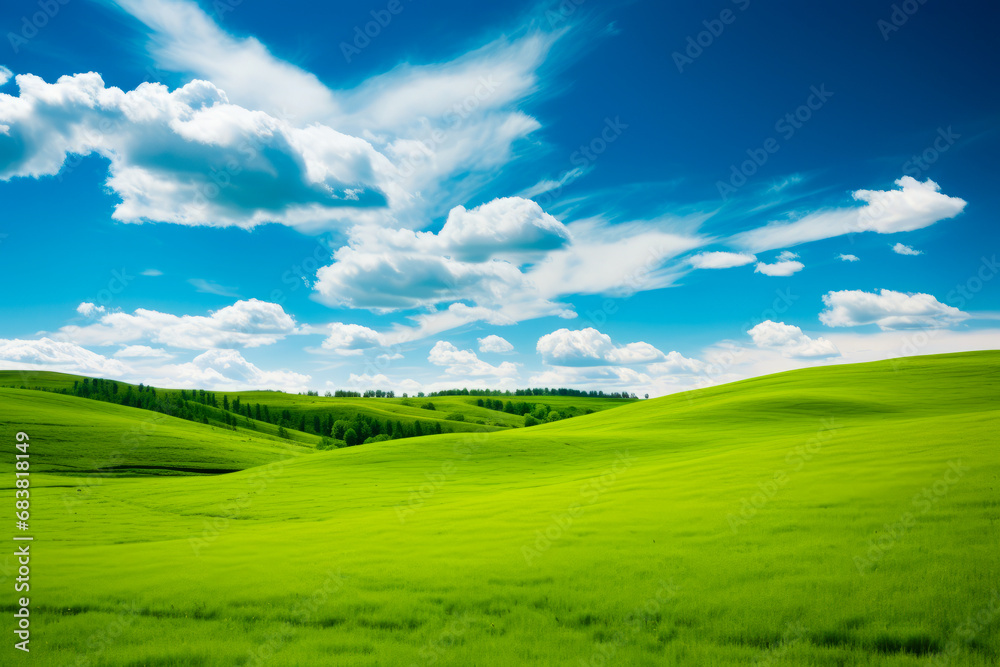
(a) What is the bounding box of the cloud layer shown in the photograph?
[820,289,968,330]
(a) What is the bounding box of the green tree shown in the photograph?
[344,428,358,447]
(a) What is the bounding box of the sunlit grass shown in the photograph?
[1,351,997,665]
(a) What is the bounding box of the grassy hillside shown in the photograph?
[0,370,635,436]
[0,388,312,474]
[2,351,997,665]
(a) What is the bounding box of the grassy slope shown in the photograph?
[3,351,998,665]
[0,370,634,434]
[0,388,312,474]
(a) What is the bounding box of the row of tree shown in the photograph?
[433,387,637,398]
[52,380,441,445]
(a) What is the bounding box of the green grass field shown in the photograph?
[0,351,997,665]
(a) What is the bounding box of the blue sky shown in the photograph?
[0,0,997,395]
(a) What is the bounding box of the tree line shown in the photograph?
[13,378,449,447]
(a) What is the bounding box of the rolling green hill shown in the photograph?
[1,351,997,665]
[0,370,635,437]
[0,388,313,474]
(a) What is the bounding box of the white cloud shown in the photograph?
[754,260,804,277]
[536,328,665,367]
[60,299,298,349]
[189,278,239,297]
[689,251,756,269]
[820,289,969,330]
[321,323,386,355]
[150,349,310,392]
[437,197,571,262]
[776,250,799,261]
[0,66,12,87]
[76,302,106,317]
[838,254,860,262]
[0,73,395,230]
[528,365,650,389]
[312,197,572,312]
[98,0,560,228]
[113,345,174,359]
[734,177,966,252]
[892,242,923,256]
[478,334,514,354]
[428,341,518,378]
[747,320,839,358]
[647,351,706,375]
[0,337,129,376]
[141,269,164,276]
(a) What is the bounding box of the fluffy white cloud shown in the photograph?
[0,66,11,87]
[754,260,804,277]
[536,328,665,367]
[321,323,386,355]
[312,197,571,312]
[734,177,966,252]
[528,365,650,389]
[838,254,860,262]
[820,289,968,330]
[437,197,571,262]
[77,302,106,317]
[59,299,298,349]
[0,73,395,229]
[150,349,310,392]
[113,345,174,359]
[96,0,559,229]
[647,351,706,375]
[0,337,129,376]
[428,341,518,378]
[892,243,923,256]
[689,251,756,269]
[776,250,799,261]
[478,334,514,354]
[747,320,839,358]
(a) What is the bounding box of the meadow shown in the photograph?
[0,351,997,665]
